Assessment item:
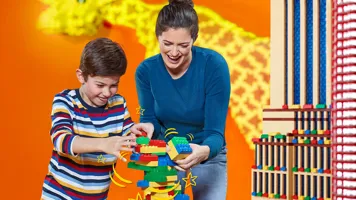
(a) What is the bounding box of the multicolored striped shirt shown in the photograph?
[41,89,134,200]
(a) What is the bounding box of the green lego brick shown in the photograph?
[152,152,166,156]
[304,196,311,200]
[316,104,326,109]
[311,130,317,135]
[257,192,262,197]
[304,168,311,172]
[261,134,269,139]
[144,174,167,182]
[268,166,274,171]
[127,162,154,171]
[170,137,189,146]
[274,194,280,198]
[292,167,298,172]
[275,134,286,140]
[136,137,150,145]
[304,139,311,144]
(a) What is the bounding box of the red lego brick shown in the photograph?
[303,104,314,109]
[149,140,166,147]
[324,169,331,174]
[292,129,298,134]
[292,195,298,199]
[262,193,268,197]
[298,167,304,172]
[168,190,174,196]
[317,198,324,200]
[280,194,287,199]
[252,138,261,143]
[275,166,281,171]
[139,154,158,161]
[282,104,288,109]
[311,139,317,144]
[136,131,147,137]
[324,130,331,135]
[135,145,141,152]
[145,194,151,200]
[251,165,257,169]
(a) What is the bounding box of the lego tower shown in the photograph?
[331,1,356,199]
[251,0,333,199]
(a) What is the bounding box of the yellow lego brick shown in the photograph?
[298,139,304,144]
[136,161,159,167]
[298,196,304,200]
[166,175,178,182]
[168,142,179,160]
[298,130,304,134]
[268,194,274,198]
[324,140,331,144]
[325,198,330,200]
[263,166,268,170]
[149,181,176,187]
[140,146,166,154]
[311,168,317,173]
[175,153,190,160]
[151,192,171,198]
[290,104,301,109]
[317,130,324,134]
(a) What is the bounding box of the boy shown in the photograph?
[41,38,153,200]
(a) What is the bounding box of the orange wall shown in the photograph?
[0,0,269,199]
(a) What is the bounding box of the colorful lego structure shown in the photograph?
[128,133,192,200]
[252,0,356,199]
[331,1,356,199]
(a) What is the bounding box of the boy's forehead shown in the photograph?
[89,75,120,84]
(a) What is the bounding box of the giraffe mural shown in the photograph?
[38,0,270,149]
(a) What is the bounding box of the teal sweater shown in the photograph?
[135,46,231,159]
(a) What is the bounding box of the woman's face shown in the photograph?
[158,28,193,71]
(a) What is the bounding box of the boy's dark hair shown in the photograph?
[79,38,127,80]
[155,0,198,41]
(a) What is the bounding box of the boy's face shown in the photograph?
[77,70,120,107]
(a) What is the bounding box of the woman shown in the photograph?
[131,0,230,199]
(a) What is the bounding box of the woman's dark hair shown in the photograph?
[155,0,199,41]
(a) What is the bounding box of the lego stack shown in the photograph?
[128,135,192,200]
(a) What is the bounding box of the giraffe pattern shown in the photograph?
[38,0,270,149]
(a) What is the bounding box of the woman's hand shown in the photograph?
[130,123,154,139]
[174,144,210,171]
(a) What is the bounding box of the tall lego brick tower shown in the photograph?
[251,0,334,199]
[331,1,356,199]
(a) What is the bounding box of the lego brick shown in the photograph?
[136,161,159,167]
[149,140,166,147]
[140,146,166,154]
[128,162,154,171]
[169,137,189,146]
[174,194,189,200]
[140,154,159,161]
[137,137,150,145]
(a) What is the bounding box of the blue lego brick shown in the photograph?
[304,130,311,134]
[158,155,177,166]
[137,180,149,188]
[175,144,192,154]
[257,165,262,170]
[311,197,317,200]
[158,155,168,166]
[174,194,189,200]
[252,192,257,196]
[281,166,287,171]
[318,139,324,145]
[130,153,140,161]
[292,138,298,144]
[318,168,324,173]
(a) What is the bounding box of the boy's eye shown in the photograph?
[97,85,104,87]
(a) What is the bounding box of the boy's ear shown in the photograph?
[76,69,85,84]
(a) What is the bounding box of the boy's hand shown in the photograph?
[130,123,154,139]
[99,135,137,158]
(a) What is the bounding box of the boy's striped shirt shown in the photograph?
[41,89,134,200]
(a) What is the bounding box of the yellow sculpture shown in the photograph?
[38,0,270,149]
